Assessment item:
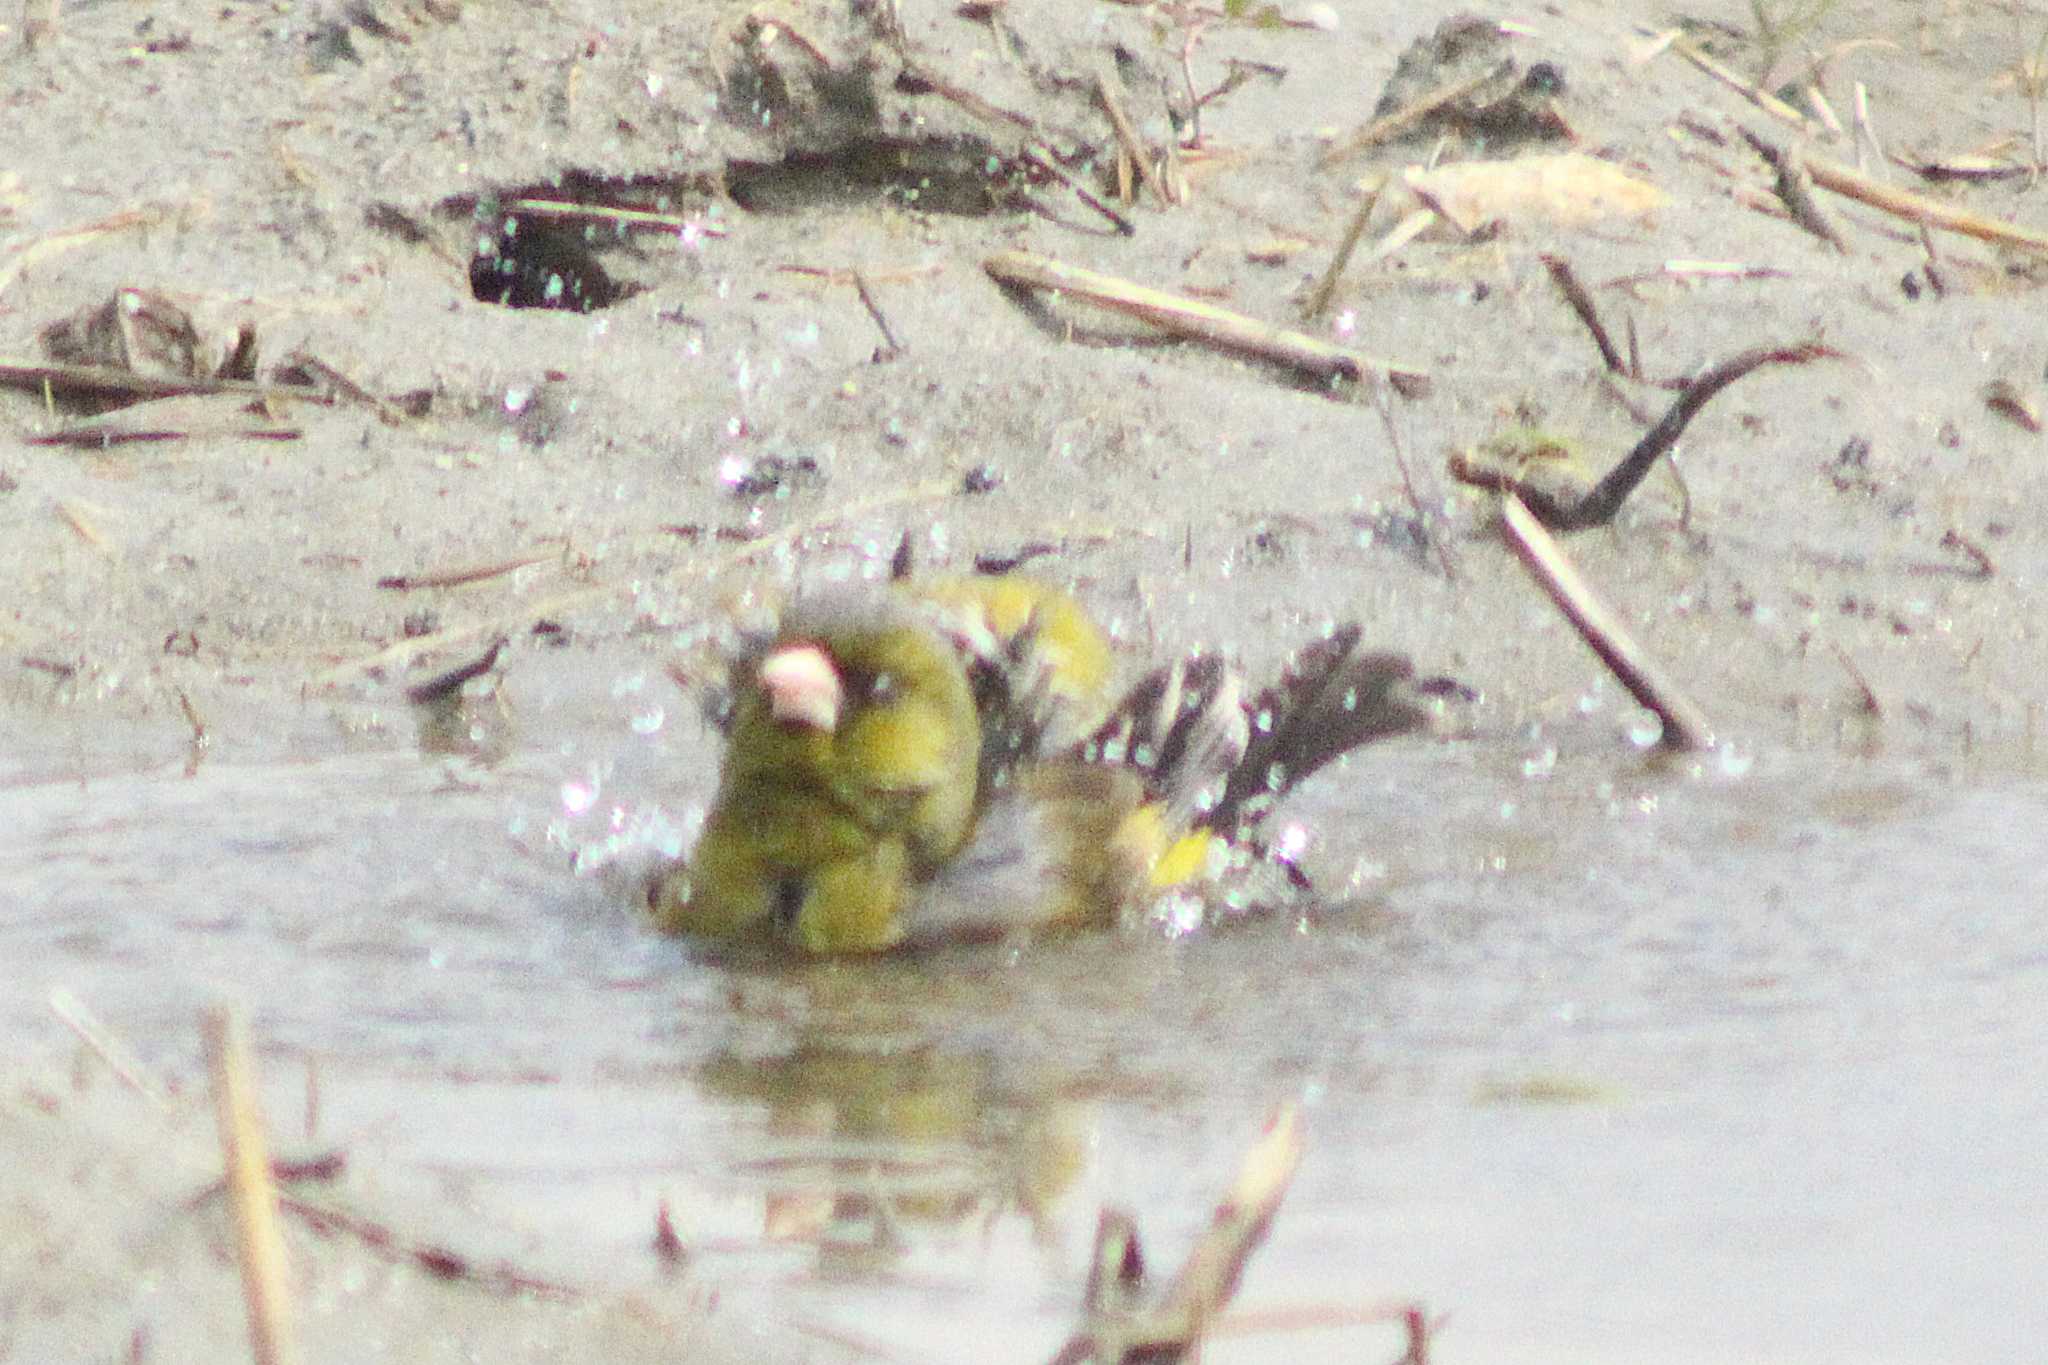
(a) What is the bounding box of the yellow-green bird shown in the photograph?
[650,575,1423,954]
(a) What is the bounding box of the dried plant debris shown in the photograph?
[8,289,306,420]
[9,291,430,430]
[1452,425,1603,516]
[711,1,1171,230]
[1740,127,2048,256]
[1451,343,1839,530]
[1500,493,1714,751]
[985,250,1429,394]
[1384,153,1667,238]
[1367,15,1572,154]
[1049,1105,1311,1365]
[40,288,257,386]
[1983,379,2043,434]
[1904,142,2036,184]
[378,4,1199,281]
[22,395,303,449]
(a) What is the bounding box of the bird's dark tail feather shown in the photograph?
[1080,624,1426,840]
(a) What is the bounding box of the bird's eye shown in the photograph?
[842,668,896,706]
[772,876,806,933]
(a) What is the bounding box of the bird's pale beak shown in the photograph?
[759,643,842,733]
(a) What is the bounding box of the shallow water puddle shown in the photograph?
[5,737,2045,1361]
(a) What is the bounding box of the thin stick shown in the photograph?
[1501,494,1712,750]
[1020,143,1136,236]
[775,262,944,287]
[1804,83,1844,138]
[202,1005,301,1365]
[1300,179,1383,320]
[892,54,1036,134]
[1176,20,1208,148]
[1453,343,1838,530]
[278,1194,581,1302]
[984,250,1429,393]
[375,553,553,592]
[1370,380,1457,580]
[1095,59,1161,208]
[1541,255,1625,373]
[30,427,301,449]
[1744,129,2048,254]
[1599,260,1791,289]
[0,360,329,408]
[177,687,211,776]
[49,987,166,1104]
[1739,131,1848,252]
[1155,1103,1304,1328]
[1317,59,1516,168]
[282,352,410,425]
[1361,207,1440,269]
[1828,640,1882,717]
[501,198,727,237]
[1569,344,1836,527]
[1657,30,1811,126]
[56,498,111,549]
[0,203,184,298]
[851,270,904,359]
[315,584,605,685]
[403,635,507,705]
[1852,81,1882,172]
[1050,1104,1308,1364]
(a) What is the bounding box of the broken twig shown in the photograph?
[1050,1104,1311,1364]
[1452,343,1839,530]
[1742,128,2048,255]
[851,270,904,360]
[1541,255,1626,374]
[985,250,1428,394]
[1318,59,1517,168]
[376,554,552,592]
[1300,178,1383,321]
[1500,494,1713,751]
[202,1005,301,1365]
[1738,131,1848,251]
[0,360,327,410]
[49,987,166,1104]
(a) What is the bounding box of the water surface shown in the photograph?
[6,698,2043,1362]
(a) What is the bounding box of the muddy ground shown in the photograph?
[5,0,2048,1360]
